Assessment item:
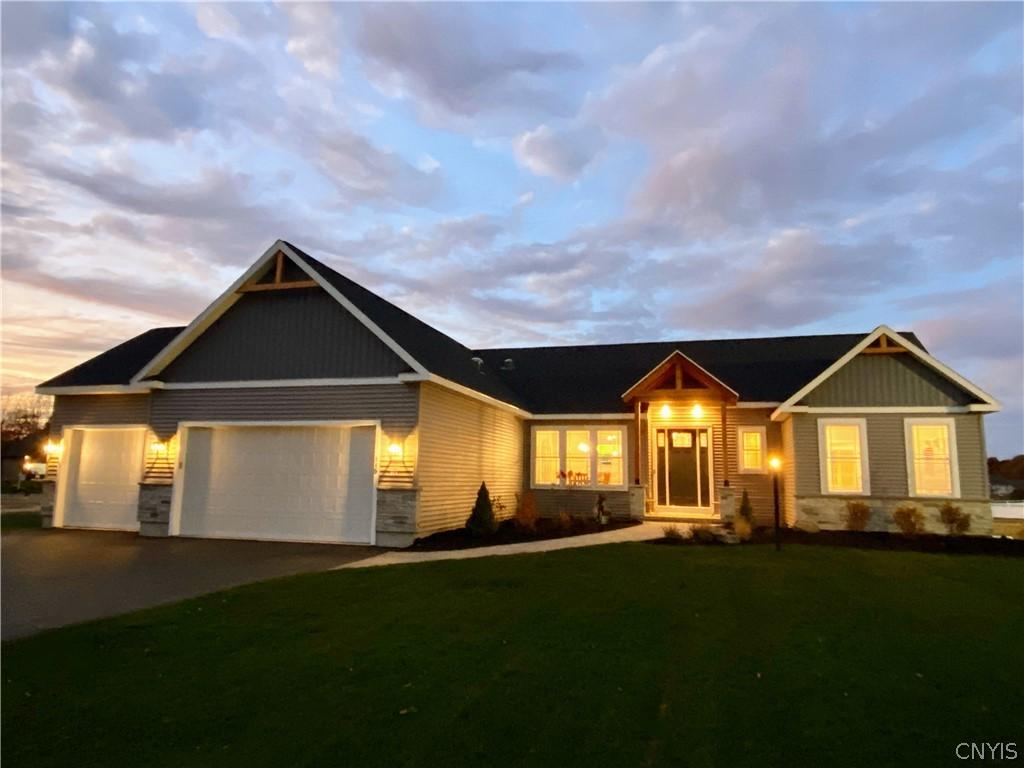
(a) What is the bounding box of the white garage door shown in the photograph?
[60,428,145,530]
[177,425,376,544]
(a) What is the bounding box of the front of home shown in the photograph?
[36,241,1001,546]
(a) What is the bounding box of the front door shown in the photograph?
[654,427,712,513]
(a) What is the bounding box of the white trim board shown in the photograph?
[771,325,1000,421]
[36,385,151,396]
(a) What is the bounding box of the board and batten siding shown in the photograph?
[801,354,975,407]
[790,412,989,500]
[725,408,782,526]
[50,394,151,432]
[157,288,410,382]
[416,382,523,535]
[523,419,633,518]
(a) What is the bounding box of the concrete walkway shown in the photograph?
[339,521,669,569]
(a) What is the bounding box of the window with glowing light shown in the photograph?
[531,426,628,490]
[737,426,766,473]
[534,430,561,486]
[819,419,869,495]
[905,419,958,497]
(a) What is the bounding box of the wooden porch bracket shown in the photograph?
[237,251,318,293]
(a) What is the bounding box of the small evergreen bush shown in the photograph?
[466,482,498,537]
[662,525,685,541]
[845,501,871,531]
[737,489,754,523]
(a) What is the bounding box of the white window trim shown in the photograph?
[736,425,767,474]
[817,418,871,496]
[904,417,960,499]
[529,424,628,491]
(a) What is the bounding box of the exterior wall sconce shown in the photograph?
[43,440,62,456]
[387,441,403,459]
[659,404,671,418]
[150,441,169,455]
[691,404,703,418]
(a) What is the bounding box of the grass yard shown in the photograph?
[0,512,42,532]
[3,544,1022,767]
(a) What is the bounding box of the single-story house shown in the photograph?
[36,240,1001,546]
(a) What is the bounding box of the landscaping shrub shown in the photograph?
[845,501,871,531]
[892,504,924,535]
[514,491,538,532]
[554,510,573,532]
[466,482,498,537]
[662,525,685,541]
[939,502,971,535]
[734,516,753,541]
[692,525,718,544]
[737,490,753,523]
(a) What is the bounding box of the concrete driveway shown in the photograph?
[1,528,376,640]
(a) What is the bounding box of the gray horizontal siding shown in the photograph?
[158,289,409,382]
[530,488,631,518]
[149,384,418,438]
[791,412,989,500]
[50,394,151,432]
[801,354,974,407]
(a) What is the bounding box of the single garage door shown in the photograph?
[178,425,376,544]
[60,427,146,530]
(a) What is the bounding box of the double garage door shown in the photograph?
[58,424,376,544]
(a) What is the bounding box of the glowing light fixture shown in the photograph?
[768,456,782,471]
[659,404,671,418]
[691,404,704,418]
[387,442,403,457]
[43,440,62,456]
[150,441,168,455]
[577,442,590,453]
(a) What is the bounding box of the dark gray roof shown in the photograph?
[287,242,529,408]
[38,327,184,388]
[476,333,926,414]
[37,242,927,415]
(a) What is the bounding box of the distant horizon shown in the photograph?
[1,2,1021,455]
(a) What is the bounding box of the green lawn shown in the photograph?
[0,512,42,532]
[3,544,1022,768]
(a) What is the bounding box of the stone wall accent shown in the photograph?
[628,486,645,519]
[39,481,56,528]
[138,483,173,537]
[719,486,735,522]
[794,496,993,536]
[376,487,418,547]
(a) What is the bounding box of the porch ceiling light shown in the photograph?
[691,404,703,418]
[768,456,782,471]
[659,404,671,418]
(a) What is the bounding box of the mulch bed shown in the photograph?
[410,517,641,551]
[650,526,1024,556]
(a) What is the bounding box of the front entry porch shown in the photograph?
[623,350,740,523]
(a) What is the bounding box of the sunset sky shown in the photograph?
[1,2,1021,454]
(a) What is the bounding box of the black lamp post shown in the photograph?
[769,456,782,551]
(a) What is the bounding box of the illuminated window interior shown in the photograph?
[738,427,765,472]
[909,423,954,496]
[823,422,865,493]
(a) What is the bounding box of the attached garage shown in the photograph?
[56,427,147,531]
[172,423,378,544]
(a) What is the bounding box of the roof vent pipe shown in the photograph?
[501,358,516,370]
[470,356,485,373]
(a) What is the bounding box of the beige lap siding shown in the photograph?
[725,408,782,526]
[790,412,989,500]
[416,383,523,535]
[646,399,725,513]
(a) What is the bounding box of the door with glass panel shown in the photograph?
[654,427,712,512]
